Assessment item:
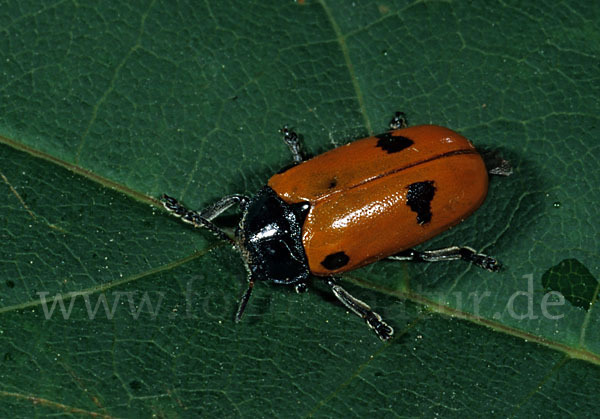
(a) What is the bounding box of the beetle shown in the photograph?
[162,113,509,341]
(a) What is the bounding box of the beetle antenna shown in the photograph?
[235,280,255,322]
[326,279,393,341]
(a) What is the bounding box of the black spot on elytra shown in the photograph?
[328,178,338,189]
[6,280,15,288]
[406,181,436,225]
[321,251,350,270]
[375,133,413,153]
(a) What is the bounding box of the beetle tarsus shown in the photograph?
[488,159,513,177]
[480,149,513,177]
[458,248,502,272]
[295,282,309,293]
[389,111,408,130]
[280,125,303,163]
[365,312,394,341]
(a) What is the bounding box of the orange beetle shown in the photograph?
[162,113,507,341]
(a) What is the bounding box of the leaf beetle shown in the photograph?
[162,113,510,341]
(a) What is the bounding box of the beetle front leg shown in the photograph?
[325,278,393,341]
[280,126,303,163]
[161,194,249,244]
[388,246,501,272]
[195,194,250,221]
[235,276,255,322]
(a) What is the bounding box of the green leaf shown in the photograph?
[1,0,599,416]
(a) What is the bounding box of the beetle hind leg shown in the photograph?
[480,149,513,177]
[388,246,501,272]
[326,279,393,341]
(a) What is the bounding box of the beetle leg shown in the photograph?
[388,246,501,272]
[161,194,248,244]
[487,159,512,176]
[326,279,393,341]
[389,111,408,130]
[295,282,309,293]
[195,194,250,220]
[235,278,255,322]
[235,279,255,322]
[480,149,513,177]
[280,126,303,163]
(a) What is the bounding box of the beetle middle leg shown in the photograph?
[388,246,501,272]
[389,111,408,130]
[280,126,303,163]
[325,278,394,341]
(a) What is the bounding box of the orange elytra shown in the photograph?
[268,124,489,275]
